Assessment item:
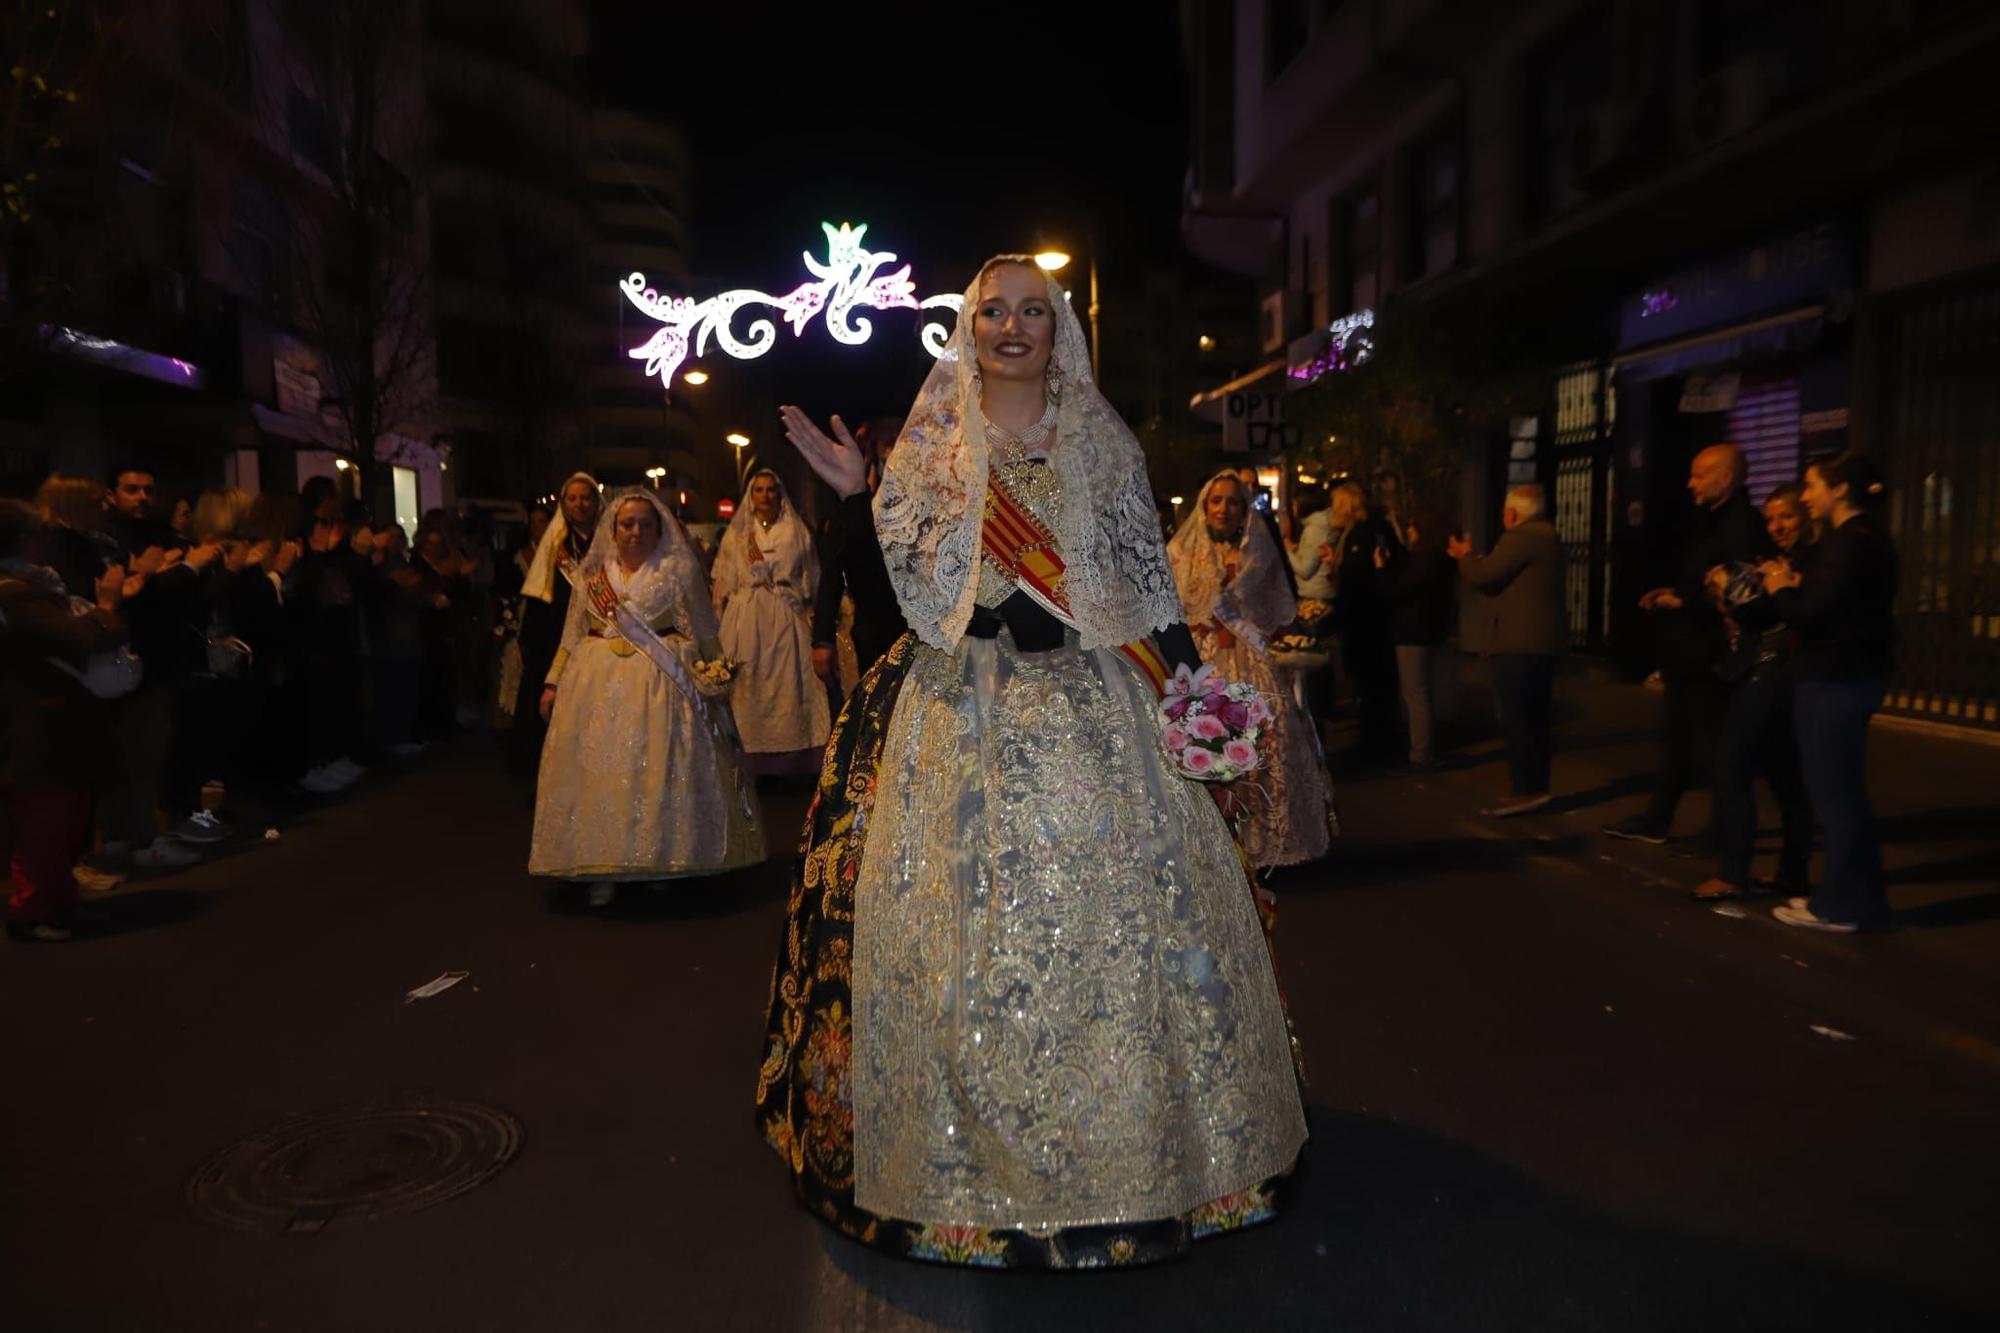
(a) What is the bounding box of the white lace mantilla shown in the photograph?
[874,259,1181,652]
[1168,470,1299,650]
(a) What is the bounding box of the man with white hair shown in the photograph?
[1448,484,1565,816]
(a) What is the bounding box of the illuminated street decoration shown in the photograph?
[1640,288,1681,317]
[1287,308,1376,385]
[619,222,964,391]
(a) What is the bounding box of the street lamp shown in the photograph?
[681,370,709,386]
[645,466,667,489]
[727,432,751,490]
[1033,238,1101,381]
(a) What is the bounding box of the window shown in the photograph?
[180,1,253,108]
[226,225,277,310]
[1405,127,1462,280]
[1264,0,1310,81]
[1522,17,1611,222]
[287,89,336,175]
[392,466,420,543]
[1333,182,1380,315]
[1300,231,1320,331]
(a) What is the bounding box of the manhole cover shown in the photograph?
[186,1098,522,1235]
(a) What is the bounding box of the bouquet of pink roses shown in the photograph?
[1158,663,1272,782]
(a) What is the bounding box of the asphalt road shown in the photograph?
[4,732,1996,1332]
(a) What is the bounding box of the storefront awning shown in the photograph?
[1614,304,1827,383]
[1188,356,1287,423]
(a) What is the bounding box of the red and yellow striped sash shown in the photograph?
[980,475,1169,697]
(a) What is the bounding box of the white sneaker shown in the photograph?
[169,810,232,844]
[327,757,367,785]
[300,767,344,795]
[1773,903,1859,934]
[133,836,202,870]
[73,864,127,894]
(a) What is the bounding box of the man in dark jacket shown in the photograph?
[1451,486,1565,816]
[1331,482,1405,764]
[98,465,215,868]
[1,500,128,941]
[510,472,600,780]
[810,415,908,697]
[1605,444,1773,846]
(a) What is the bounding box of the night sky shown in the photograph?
[589,5,1194,424]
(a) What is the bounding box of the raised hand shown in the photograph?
[95,563,126,613]
[779,405,868,498]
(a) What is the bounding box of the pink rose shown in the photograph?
[1162,724,1189,751]
[1245,696,1273,726]
[1223,738,1258,770]
[1182,747,1215,775]
[1189,715,1228,741]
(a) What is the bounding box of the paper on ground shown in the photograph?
[405,971,470,1003]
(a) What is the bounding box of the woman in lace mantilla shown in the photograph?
[1169,470,1336,869]
[529,489,763,894]
[756,258,1306,1269]
[713,469,831,772]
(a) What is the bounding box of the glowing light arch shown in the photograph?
[619,222,965,391]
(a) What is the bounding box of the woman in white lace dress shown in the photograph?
[1169,470,1335,869]
[758,257,1306,1269]
[712,470,830,773]
[530,490,763,903]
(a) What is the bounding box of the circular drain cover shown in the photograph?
[186,1098,523,1235]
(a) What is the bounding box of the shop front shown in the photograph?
[1602,220,1858,674]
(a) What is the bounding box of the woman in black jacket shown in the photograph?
[1760,453,1899,933]
[1693,485,1817,902]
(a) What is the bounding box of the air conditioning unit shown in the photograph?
[1260,290,1289,355]
[1689,58,1770,149]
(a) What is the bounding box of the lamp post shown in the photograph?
[727,432,751,491]
[1034,241,1100,382]
[644,466,667,490]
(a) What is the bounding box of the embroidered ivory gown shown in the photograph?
[713,486,831,765]
[759,262,1308,1267]
[529,531,764,881]
[1168,482,1335,869]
